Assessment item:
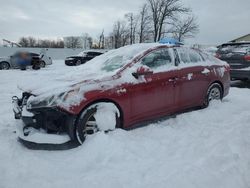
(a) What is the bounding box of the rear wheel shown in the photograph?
[75,103,121,144]
[0,62,10,70]
[204,83,223,107]
[75,60,81,66]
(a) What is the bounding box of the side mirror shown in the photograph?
[132,66,153,79]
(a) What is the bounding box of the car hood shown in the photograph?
[0,57,9,60]
[18,74,114,97]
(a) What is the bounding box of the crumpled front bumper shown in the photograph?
[12,94,78,149]
[16,121,71,145]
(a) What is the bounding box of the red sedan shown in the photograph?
[13,43,230,146]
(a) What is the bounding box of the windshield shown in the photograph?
[77,51,87,56]
[101,56,123,72]
[81,43,161,74]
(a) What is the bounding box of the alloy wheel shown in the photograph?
[208,87,221,101]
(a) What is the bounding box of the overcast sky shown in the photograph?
[0,0,249,45]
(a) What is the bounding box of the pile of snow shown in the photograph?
[0,61,250,188]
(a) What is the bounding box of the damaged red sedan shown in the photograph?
[13,43,230,147]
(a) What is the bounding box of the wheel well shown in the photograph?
[79,99,124,128]
[210,81,224,96]
[0,61,10,66]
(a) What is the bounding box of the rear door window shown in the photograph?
[177,48,203,64]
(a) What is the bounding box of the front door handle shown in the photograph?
[168,77,178,82]
[168,77,178,87]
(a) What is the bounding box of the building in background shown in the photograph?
[230,33,250,42]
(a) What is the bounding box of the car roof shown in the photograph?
[86,51,103,54]
[15,51,39,55]
[219,42,250,47]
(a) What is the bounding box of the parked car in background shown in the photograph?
[13,43,230,146]
[216,42,250,81]
[0,50,52,70]
[65,51,103,66]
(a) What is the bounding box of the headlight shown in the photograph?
[66,58,74,61]
[26,95,57,109]
[26,88,80,109]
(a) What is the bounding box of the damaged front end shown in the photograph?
[12,92,78,149]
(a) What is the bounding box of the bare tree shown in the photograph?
[18,37,29,47]
[27,37,37,47]
[147,0,189,42]
[125,13,138,44]
[171,15,199,42]
[98,29,105,49]
[82,33,93,49]
[104,35,115,49]
[18,37,64,48]
[64,36,82,48]
[113,20,129,48]
[138,4,151,43]
[36,39,64,48]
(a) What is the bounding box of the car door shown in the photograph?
[10,52,19,68]
[175,47,211,108]
[129,48,178,123]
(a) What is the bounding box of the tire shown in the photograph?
[75,60,81,66]
[40,61,46,68]
[0,61,10,70]
[75,103,121,144]
[204,83,223,107]
[32,65,40,70]
[20,66,26,71]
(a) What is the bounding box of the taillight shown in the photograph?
[244,55,250,62]
[215,53,221,59]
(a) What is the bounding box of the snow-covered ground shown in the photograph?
[0,61,250,188]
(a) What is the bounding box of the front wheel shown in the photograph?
[40,61,46,68]
[75,60,81,66]
[0,62,10,70]
[204,83,223,107]
[75,103,121,144]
